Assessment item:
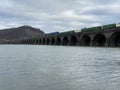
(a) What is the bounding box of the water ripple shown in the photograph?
[0,45,120,90]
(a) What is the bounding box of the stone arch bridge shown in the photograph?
[20,27,120,47]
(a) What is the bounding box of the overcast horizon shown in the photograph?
[0,0,120,33]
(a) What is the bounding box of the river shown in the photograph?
[0,45,120,90]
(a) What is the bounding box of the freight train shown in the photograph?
[45,23,120,36]
[60,23,120,34]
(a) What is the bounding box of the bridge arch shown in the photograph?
[32,39,36,44]
[25,40,27,44]
[62,37,69,45]
[56,37,61,45]
[108,32,120,47]
[29,40,31,44]
[36,39,39,44]
[46,38,50,45]
[39,39,42,44]
[42,38,45,45]
[27,40,30,44]
[81,35,91,46]
[70,35,78,45]
[92,33,106,46]
[50,38,55,45]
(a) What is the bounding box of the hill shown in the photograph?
[0,25,44,43]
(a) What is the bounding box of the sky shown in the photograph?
[0,0,120,33]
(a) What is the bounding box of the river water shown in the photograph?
[0,45,120,90]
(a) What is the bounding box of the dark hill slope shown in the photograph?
[0,26,44,41]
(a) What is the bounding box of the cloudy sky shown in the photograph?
[0,0,120,33]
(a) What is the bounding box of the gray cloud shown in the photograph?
[0,0,120,32]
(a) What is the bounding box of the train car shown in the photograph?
[81,26,102,32]
[102,24,116,29]
[88,26,102,31]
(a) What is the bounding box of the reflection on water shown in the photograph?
[0,45,120,90]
